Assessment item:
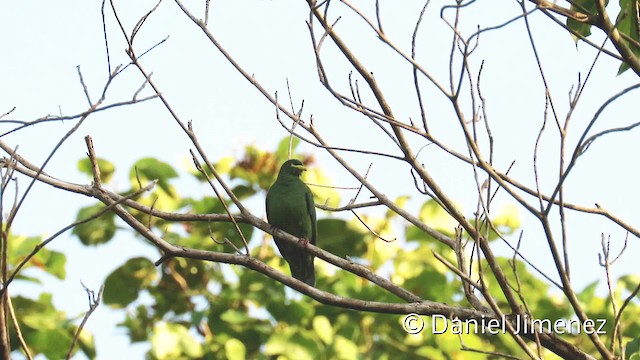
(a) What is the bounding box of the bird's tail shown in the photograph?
[290,261,315,287]
[274,238,316,286]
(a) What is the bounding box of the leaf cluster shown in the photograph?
[61,139,640,359]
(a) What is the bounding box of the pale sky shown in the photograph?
[1,1,639,359]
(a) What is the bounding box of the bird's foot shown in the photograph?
[298,237,310,247]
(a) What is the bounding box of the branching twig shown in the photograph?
[66,283,104,360]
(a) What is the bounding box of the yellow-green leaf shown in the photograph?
[151,322,203,359]
[225,338,246,360]
[103,257,157,308]
[72,204,116,246]
[333,335,358,359]
[313,315,334,345]
[77,157,115,183]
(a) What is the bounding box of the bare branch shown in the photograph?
[66,283,104,360]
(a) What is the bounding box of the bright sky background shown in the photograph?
[1,0,639,359]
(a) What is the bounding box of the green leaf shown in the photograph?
[415,346,446,360]
[229,144,276,189]
[221,309,251,324]
[480,258,551,311]
[182,195,253,245]
[387,196,410,218]
[265,328,317,360]
[627,337,640,360]
[8,235,41,263]
[31,327,74,359]
[578,280,599,303]
[151,322,203,359]
[393,247,451,301]
[77,157,115,183]
[367,219,401,269]
[566,0,608,43]
[215,156,235,175]
[76,329,97,359]
[304,166,340,208]
[130,157,178,197]
[477,203,521,241]
[316,218,366,258]
[231,184,256,200]
[120,305,151,342]
[72,203,116,245]
[37,250,66,280]
[18,293,62,330]
[616,0,640,74]
[8,234,67,279]
[406,199,458,242]
[266,299,315,326]
[313,315,334,345]
[276,136,301,159]
[225,338,246,360]
[333,335,359,359]
[419,199,457,232]
[103,257,157,307]
[12,293,95,359]
[491,204,520,231]
[618,274,640,293]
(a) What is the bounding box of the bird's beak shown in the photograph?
[291,164,307,171]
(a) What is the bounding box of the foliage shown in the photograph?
[6,234,94,358]
[47,139,633,359]
[5,137,639,358]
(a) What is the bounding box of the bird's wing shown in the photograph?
[305,186,317,246]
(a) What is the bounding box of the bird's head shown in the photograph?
[278,159,307,177]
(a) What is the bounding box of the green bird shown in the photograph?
[266,159,317,286]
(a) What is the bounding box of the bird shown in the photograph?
[266,159,317,286]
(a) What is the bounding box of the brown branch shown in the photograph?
[170,241,488,317]
[316,200,382,212]
[84,136,102,187]
[529,0,598,24]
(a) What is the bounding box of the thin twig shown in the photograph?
[432,251,482,292]
[66,283,105,360]
[85,136,101,187]
[351,210,395,242]
[190,148,250,254]
[7,294,32,360]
